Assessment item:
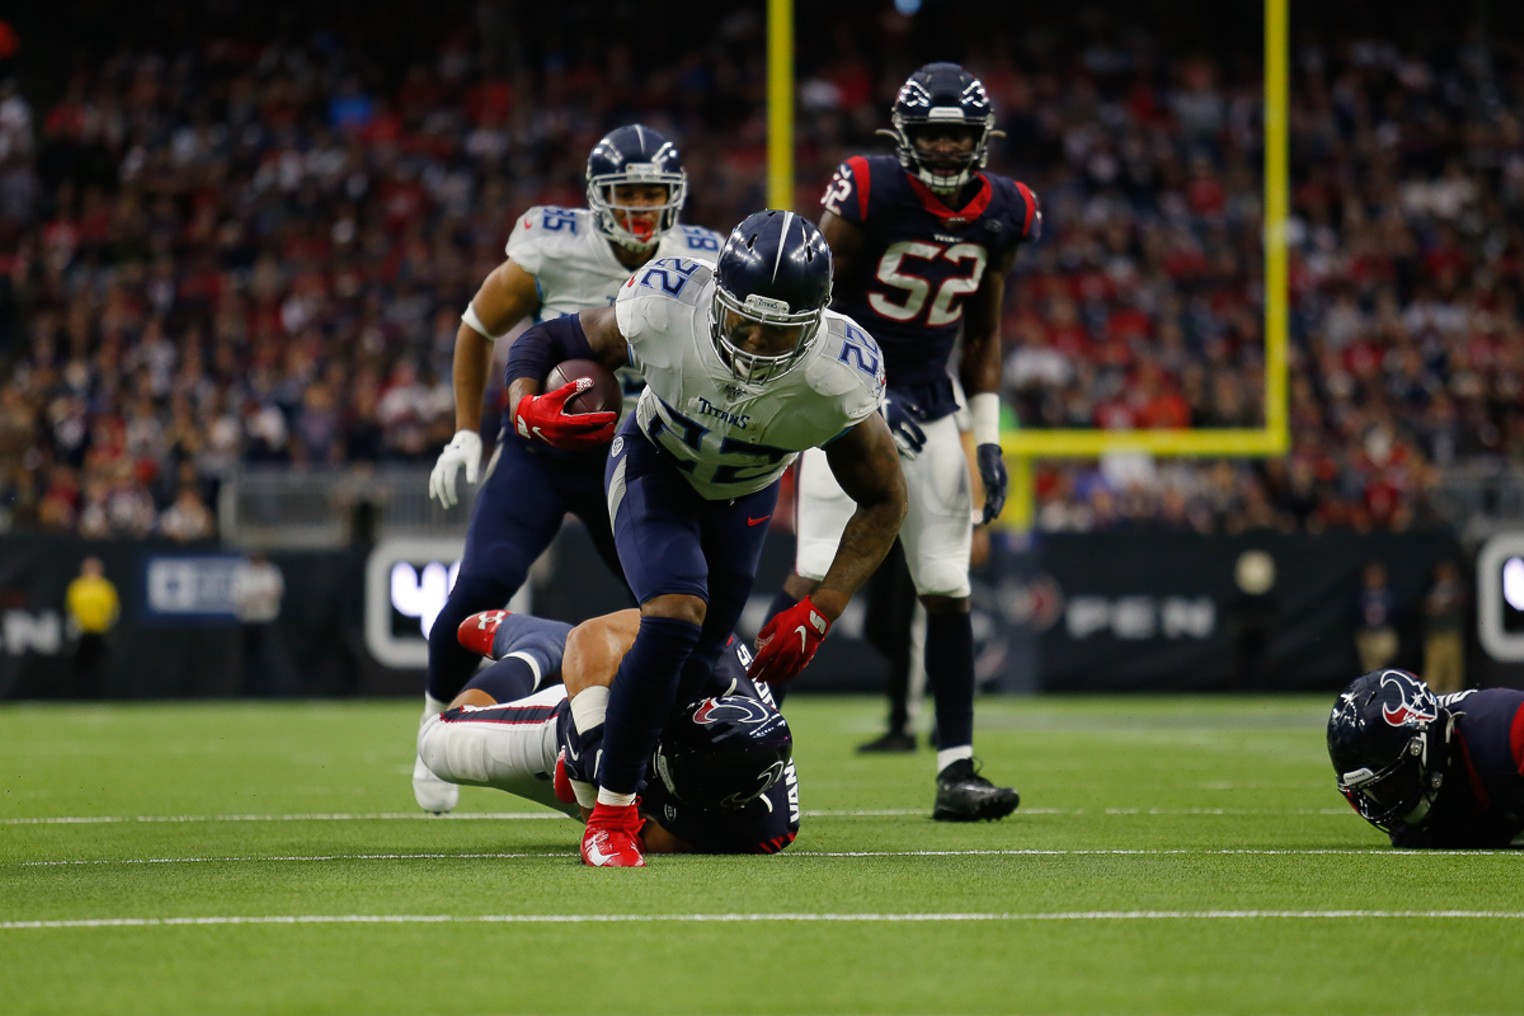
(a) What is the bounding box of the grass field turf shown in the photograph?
[2,695,1520,1015]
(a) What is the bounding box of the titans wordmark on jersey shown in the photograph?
[613,257,885,501]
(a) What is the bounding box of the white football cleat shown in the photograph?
[413,752,459,814]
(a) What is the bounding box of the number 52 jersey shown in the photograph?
[614,257,886,501]
[820,155,1040,389]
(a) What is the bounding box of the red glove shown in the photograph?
[747,597,831,685]
[513,379,617,449]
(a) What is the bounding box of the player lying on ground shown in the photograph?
[1327,668,1524,848]
[417,609,799,854]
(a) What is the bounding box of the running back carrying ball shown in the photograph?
[544,359,622,415]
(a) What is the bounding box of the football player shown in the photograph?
[414,126,724,815]
[417,609,798,855]
[503,208,907,866]
[771,63,1038,820]
[1327,669,1524,849]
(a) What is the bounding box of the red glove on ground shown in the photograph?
[513,379,617,449]
[747,597,831,685]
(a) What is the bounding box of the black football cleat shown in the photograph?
[933,758,1019,822]
[857,730,917,754]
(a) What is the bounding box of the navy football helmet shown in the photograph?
[881,62,1002,193]
[1327,669,1452,830]
[586,124,687,251]
[710,209,832,384]
[652,694,793,812]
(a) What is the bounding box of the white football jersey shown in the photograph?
[616,256,886,500]
[505,207,723,320]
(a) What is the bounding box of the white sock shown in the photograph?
[937,746,973,775]
[422,693,450,719]
[570,686,609,735]
[596,787,637,808]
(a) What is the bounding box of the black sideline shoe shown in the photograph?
[857,730,917,754]
[932,758,1019,822]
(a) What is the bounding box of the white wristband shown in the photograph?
[461,302,500,340]
[969,392,1001,447]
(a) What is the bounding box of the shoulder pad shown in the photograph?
[506,206,594,262]
[802,312,885,421]
[665,225,725,258]
[615,262,715,365]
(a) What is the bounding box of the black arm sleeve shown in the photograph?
[503,314,594,387]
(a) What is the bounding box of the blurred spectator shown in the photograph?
[1354,560,1400,673]
[230,550,285,695]
[0,2,1516,539]
[158,484,216,542]
[1422,559,1467,693]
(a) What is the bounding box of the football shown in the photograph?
[543,358,623,415]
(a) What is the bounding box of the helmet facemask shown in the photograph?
[887,114,996,193]
[709,285,822,386]
[1335,721,1447,829]
[588,170,687,252]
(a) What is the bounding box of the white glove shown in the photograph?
[428,429,483,509]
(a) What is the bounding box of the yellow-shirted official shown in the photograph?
[66,557,120,634]
[66,556,119,698]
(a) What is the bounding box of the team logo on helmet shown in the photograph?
[1377,670,1438,728]
[693,697,775,726]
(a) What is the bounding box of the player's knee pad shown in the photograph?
[911,561,972,601]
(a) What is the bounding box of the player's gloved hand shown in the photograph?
[747,597,831,685]
[976,442,1007,524]
[513,379,618,449]
[882,395,927,459]
[428,429,483,509]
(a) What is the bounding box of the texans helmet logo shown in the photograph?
[1377,670,1438,727]
[693,697,774,726]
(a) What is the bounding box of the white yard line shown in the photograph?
[5,910,1523,931]
[0,806,1353,826]
[16,846,1521,867]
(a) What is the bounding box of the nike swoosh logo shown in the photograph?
[585,839,613,866]
[794,625,808,652]
[747,515,771,526]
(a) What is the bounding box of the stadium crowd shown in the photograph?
[0,3,1520,539]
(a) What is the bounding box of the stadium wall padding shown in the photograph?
[1,529,1516,700]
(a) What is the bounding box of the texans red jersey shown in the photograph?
[821,154,1039,406]
[1388,688,1524,849]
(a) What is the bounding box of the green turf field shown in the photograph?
[2,694,1519,1015]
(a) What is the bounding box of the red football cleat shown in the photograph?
[580,802,645,868]
[457,610,510,659]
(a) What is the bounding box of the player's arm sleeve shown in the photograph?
[1011,180,1042,244]
[821,157,872,225]
[503,315,595,386]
